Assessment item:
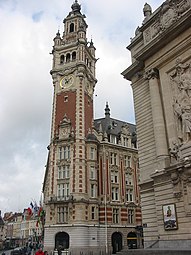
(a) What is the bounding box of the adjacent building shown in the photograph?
[42,1,141,254]
[122,0,191,249]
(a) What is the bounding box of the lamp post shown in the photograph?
[103,145,108,254]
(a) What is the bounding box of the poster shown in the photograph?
[162,203,178,230]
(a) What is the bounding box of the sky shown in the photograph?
[0,0,164,215]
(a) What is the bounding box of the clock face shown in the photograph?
[60,75,74,89]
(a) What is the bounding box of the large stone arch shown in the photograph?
[111,232,123,254]
[55,232,70,252]
[127,231,137,249]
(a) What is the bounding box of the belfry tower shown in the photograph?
[43,1,99,254]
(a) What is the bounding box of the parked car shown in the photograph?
[10,247,25,255]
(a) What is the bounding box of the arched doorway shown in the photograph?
[127,231,137,249]
[55,232,69,253]
[112,232,122,254]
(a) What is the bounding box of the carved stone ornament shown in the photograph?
[143,0,190,44]
[145,68,159,80]
[170,59,191,144]
[170,163,191,215]
[58,114,72,140]
[121,124,130,135]
[169,140,182,164]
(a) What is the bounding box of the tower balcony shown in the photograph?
[48,195,74,204]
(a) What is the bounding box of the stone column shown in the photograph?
[145,68,169,169]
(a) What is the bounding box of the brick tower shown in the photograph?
[43,1,99,254]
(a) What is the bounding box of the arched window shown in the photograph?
[69,23,74,33]
[60,55,65,64]
[72,52,76,61]
[66,53,70,63]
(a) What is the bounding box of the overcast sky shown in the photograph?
[0,0,163,215]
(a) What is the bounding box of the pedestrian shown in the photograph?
[35,247,44,255]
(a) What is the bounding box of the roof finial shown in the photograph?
[71,0,81,13]
[105,102,110,117]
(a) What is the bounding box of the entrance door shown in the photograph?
[127,231,137,249]
[112,232,122,254]
[55,232,69,253]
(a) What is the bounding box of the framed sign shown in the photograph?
[162,203,178,230]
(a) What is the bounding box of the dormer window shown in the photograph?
[110,134,117,144]
[69,23,74,33]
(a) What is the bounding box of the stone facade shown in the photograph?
[122,0,191,249]
[43,1,141,254]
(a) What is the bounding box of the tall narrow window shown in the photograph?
[60,55,65,64]
[90,166,96,179]
[124,155,131,167]
[90,147,94,160]
[66,53,70,63]
[126,189,133,202]
[69,23,74,32]
[72,51,76,61]
[91,206,95,220]
[112,187,119,201]
[125,172,132,185]
[57,206,68,223]
[128,209,134,224]
[113,208,119,223]
[91,184,96,197]
[110,153,117,165]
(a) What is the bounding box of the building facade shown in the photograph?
[42,1,141,254]
[122,0,191,249]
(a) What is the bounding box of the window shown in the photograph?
[66,53,70,63]
[57,206,68,223]
[64,96,68,102]
[126,189,133,202]
[90,147,95,160]
[91,206,95,220]
[113,208,119,224]
[125,172,132,185]
[124,155,131,167]
[57,183,69,198]
[72,51,76,61]
[58,146,70,160]
[111,172,118,183]
[60,55,65,64]
[63,165,70,178]
[128,209,134,224]
[123,137,129,147]
[90,166,96,179]
[110,135,117,144]
[69,23,74,32]
[112,187,119,201]
[110,152,117,165]
[58,165,70,179]
[91,184,96,197]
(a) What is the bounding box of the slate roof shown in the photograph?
[94,102,136,136]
